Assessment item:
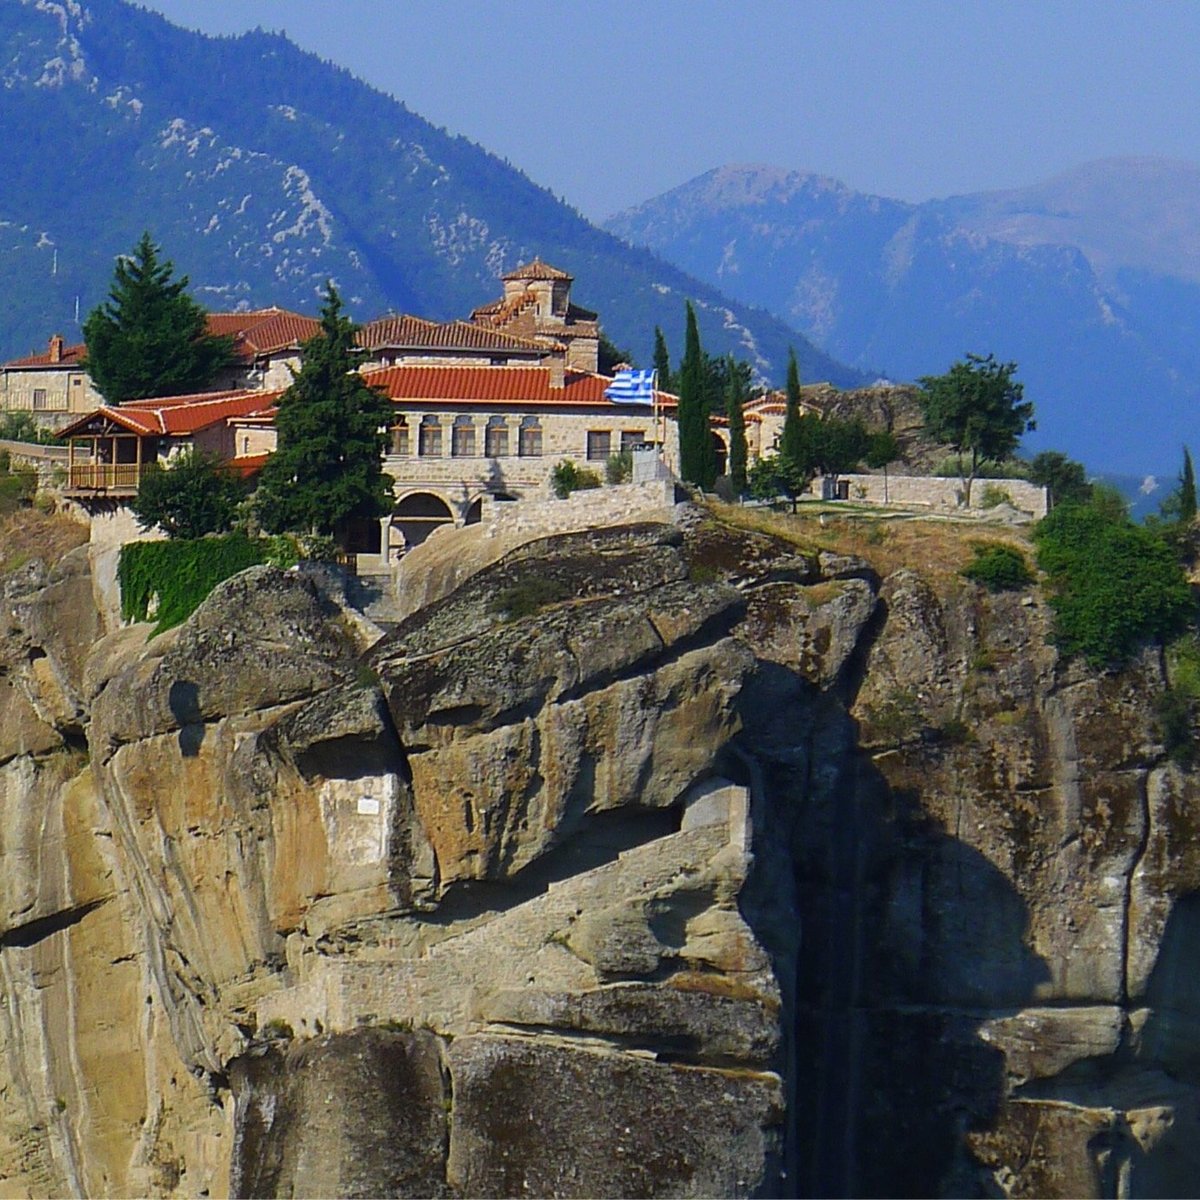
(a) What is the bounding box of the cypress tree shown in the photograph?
[83,232,234,403]
[725,355,748,497]
[255,284,394,541]
[653,326,672,393]
[779,348,804,461]
[1181,446,1197,522]
[677,302,716,488]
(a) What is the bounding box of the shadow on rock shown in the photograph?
[169,679,204,757]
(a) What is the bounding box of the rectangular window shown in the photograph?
[391,425,410,456]
[485,424,509,457]
[32,388,47,411]
[586,431,612,461]
[519,425,542,458]
[419,422,442,457]
[621,430,647,452]
[452,423,476,457]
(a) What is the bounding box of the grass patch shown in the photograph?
[488,576,570,621]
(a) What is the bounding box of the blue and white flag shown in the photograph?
[604,368,656,405]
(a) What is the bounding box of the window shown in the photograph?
[485,416,509,458]
[32,388,47,411]
[391,419,410,456]
[586,430,612,461]
[519,416,542,458]
[419,415,442,457]
[452,415,476,457]
[621,430,647,453]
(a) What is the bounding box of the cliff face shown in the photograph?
[0,508,1196,1197]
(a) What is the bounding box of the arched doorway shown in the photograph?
[391,491,454,550]
[712,431,728,477]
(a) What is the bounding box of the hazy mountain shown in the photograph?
[0,0,863,390]
[606,161,1200,474]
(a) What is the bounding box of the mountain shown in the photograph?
[0,1,864,391]
[605,160,1200,474]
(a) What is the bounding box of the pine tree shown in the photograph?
[83,232,234,403]
[677,302,716,489]
[653,326,672,393]
[255,285,394,540]
[725,355,748,497]
[779,348,804,461]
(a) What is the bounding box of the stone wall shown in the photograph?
[826,472,1049,517]
[476,477,676,539]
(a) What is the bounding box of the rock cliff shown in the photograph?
[0,507,1196,1197]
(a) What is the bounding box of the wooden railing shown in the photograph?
[67,464,145,491]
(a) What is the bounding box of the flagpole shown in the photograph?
[652,369,661,469]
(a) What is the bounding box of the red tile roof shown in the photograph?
[6,342,88,368]
[362,365,676,410]
[357,315,549,354]
[58,389,281,438]
[470,291,540,327]
[501,258,572,281]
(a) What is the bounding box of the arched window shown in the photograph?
[519,416,542,458]
[452,414,476,457]
[419,415,442,457]
[485,415,509,458]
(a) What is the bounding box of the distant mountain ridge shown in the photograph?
[606,160,1200,473]
[0,1,863,391]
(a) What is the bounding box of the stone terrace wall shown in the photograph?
[476,477,677,539]
[830,472,1049,518]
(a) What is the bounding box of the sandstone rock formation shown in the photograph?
[0,507,1197,1197]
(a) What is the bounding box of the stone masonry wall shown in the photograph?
[827,472,1049,517]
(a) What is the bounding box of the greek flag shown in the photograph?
[604,368,656,405]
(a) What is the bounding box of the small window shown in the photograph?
[391,419,410,456]
[519,416,542,458]
[451,415,476,457]
[32,388,47,411]
[485,416,509,458]
[586,430,612,461]
[242,436,250,455]
[419,416,442,457]
[621,430,647,452]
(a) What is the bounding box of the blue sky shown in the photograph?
[141,0,1200,222]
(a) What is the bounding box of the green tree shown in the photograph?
[597,331,634,374]
[918,353,1035,506]
[677,302,716,489]
[866,429,901,503]
[1034,498,1194,667]
[725,356,748,497]
[255,285,395,540]
[1182,447,1197,523]
[83,232,234,403]
[130,450,246,540]
[779,348,804,461]
[1028,450,1092,508]
[749,452,812,513]
[652,326,672,393]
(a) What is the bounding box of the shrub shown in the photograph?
[1034,501,1194,667]
[961,543,1034,592]
[1159,634,1200,767]
[551,460,603,499]
[979,484,1013,509]
[605,449,633,485]
[118,533,268,633]
[488,577,570,621]
[130,450,247,540]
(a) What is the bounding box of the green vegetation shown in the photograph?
[653,327,672,393]
[919,353,1035,506]
[961,543,1034,592]
[597,330,634,374]
[725,355,748,497]
[130,450,247,539]
[1034,499,1194,668]
[1158,634,1200,767]
[1027,450,1092,507]
[750,414,870,511]
[605,449,633,485]
[83,232,234,403]
[779,349,805,463]
[551,460,602,498]
[0,457,37,517]
[489,577,570,621]
[0,413,62,445]
[255,285,394,541]
[979,483,1013,509]
[118,533,267,632]
[677,301,716,489]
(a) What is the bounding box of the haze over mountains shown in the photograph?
[0,0,860,390]
[607,159,1200,474]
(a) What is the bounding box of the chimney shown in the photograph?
[547,350,565,389]
[48,333,64,363]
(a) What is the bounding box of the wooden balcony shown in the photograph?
[64,463,146,495]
